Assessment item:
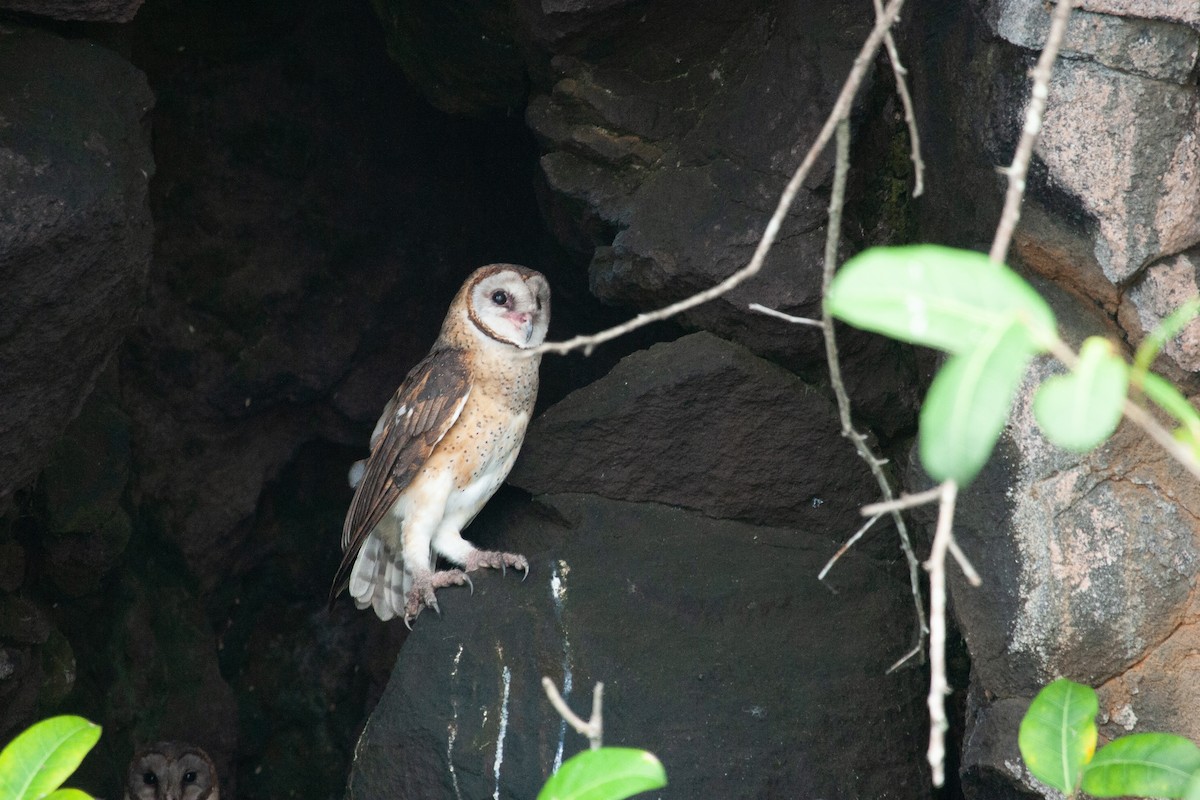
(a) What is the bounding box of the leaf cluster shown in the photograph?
[827,245,1200,485]
[1020,678,1200,798]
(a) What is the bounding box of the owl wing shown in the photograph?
[328,346,472,605]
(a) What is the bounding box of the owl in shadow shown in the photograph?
[125,742,219,800]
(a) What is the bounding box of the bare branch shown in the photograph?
[747,303,824,328]
[1122,400,1200,483]
[542,677,604,751]
[819,513,883,580]
[530,0,910,358]
[816,118,929,655]
[861,485,944,515]
[872,0,924,197]
[947,536,982,587]
[988,0,1075,264]
[924,480,958,787]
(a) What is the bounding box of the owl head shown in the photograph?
[457,264,550,350]
[125,742,219,800]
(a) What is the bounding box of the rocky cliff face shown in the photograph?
[2,0,1197,797]
[911,1,1200,797]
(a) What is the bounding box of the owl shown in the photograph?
[124,742,219,800]
[329,264,550,625]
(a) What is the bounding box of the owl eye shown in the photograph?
[490,290,509,306]
[142,772,158,785]
[183,771,197,783]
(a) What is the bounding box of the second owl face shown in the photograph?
[463,265,550,349]
[126,744,219,800]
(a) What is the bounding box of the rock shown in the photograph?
[915,279,1200,796]
[0,539,24,593]
[985,1,1200,83]
[0,596,72,742]
[346,493,930,799]
[369,0,527,115]
[0,0,143,22]
[525,0,863,366]
[0,26,154,498]
[1037,58,1200,283]
[1079,0,1200,29]
[39,374,134,596]
[510,332,877,529]
[1120,248,1200,374]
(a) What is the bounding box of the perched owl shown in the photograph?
[329,264,550,625]
[125,742,219,800]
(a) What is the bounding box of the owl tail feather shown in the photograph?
[341,534,410,622]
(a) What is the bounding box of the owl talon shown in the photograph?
[466,549,530,577]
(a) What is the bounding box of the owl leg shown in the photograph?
[434,526,529,579]
[401,509,471,627]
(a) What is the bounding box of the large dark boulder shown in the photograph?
[0,26,154,500]
[345,493,930,799]
[510,332,877,529]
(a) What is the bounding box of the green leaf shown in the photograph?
[1034,337,1129,452]
[1133,297,1200,375]
[1139,372,1200,456]
[0,716,100,800]
[538,748,667,800]
[43,791,93,800]
[1182,768,1200,800]
[918,320,1039,485]
[1082,733,1200,798]
[827,245,1057,354]
[1018,678,1098,795]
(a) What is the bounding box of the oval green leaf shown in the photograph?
[1082,733,1200,798]
[538,748,667,800]
[1018,678,1099,794]
[0,716,100,800]
[827,245,1057,355]
[918,320,1039,485]
[1034,337,1129,452]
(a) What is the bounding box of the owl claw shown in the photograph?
[403,568,472,625]
[466,549,530,577]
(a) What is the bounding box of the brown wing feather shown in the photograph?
[328,347,471,605]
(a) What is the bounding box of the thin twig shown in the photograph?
[861,485,944,516]
[747,303,824,328]
[817,118,929,660]
[529,0,910,358]
[819,513,883,580]
[542,677,604,751]
[872,0,924,197]
[1122,400,1200,482]
[924,480,958,787]
[947,537,981,587]
[988,0,1075,265]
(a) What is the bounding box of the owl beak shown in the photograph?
[505,311,534,344]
